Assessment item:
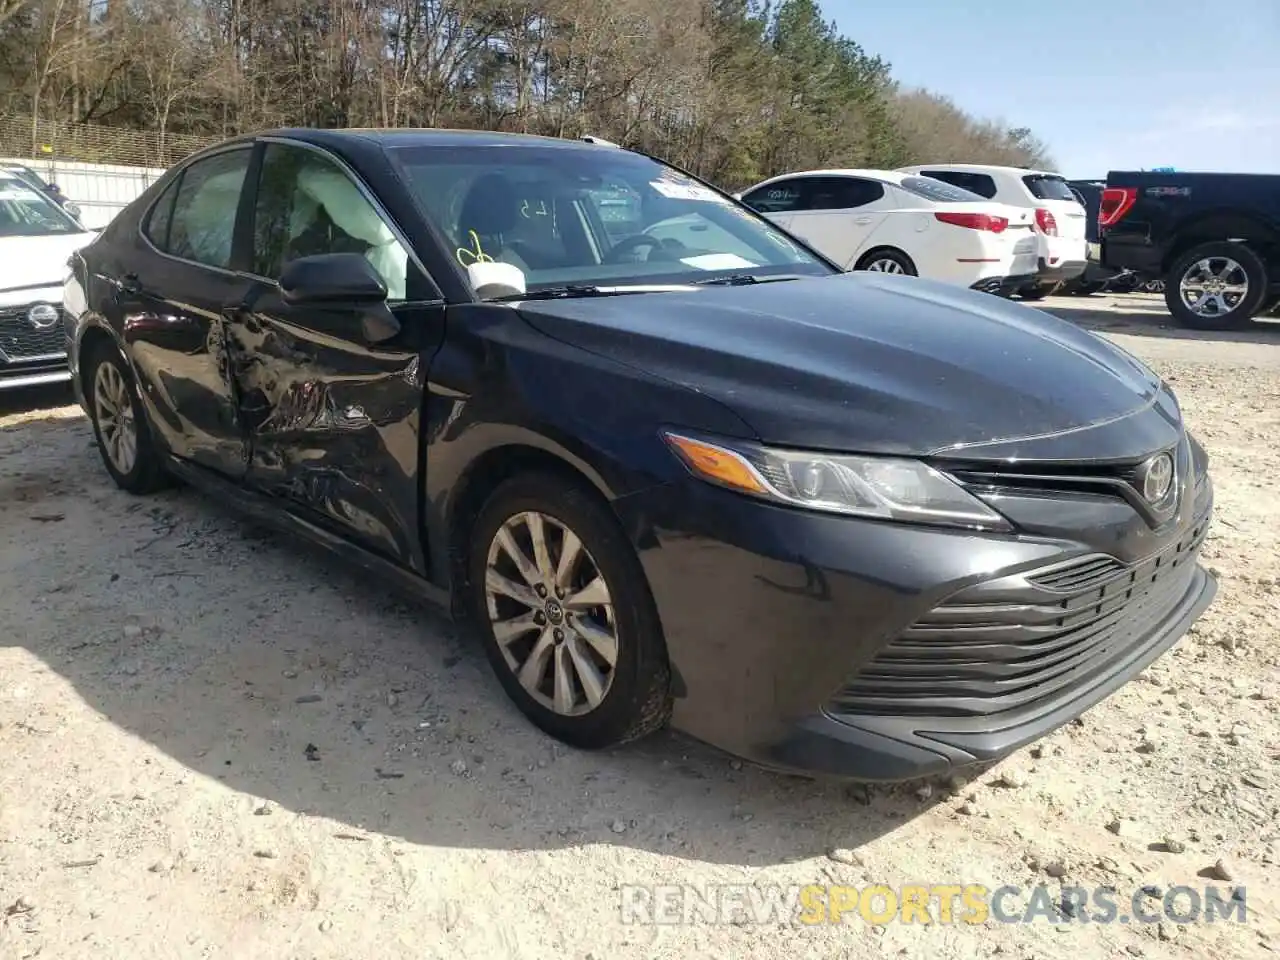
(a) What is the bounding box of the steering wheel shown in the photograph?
[603,234,665,264]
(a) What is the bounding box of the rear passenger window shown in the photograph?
[920,170,998,200]
[804,177,885,210]
[166,148,252,269]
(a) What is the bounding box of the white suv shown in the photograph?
[896,164,1088,301]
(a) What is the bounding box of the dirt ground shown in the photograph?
[1,293,1278,959]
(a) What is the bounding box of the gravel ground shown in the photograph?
[1,294,1278,959]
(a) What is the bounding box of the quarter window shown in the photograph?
[165,148,252,269]
[251,143,413,300]
[143,177,180,250]
[919,170,998,200]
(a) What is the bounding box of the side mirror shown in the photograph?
[280,252,388,305]
[278,253,400,344]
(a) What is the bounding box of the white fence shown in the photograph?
[1,156,167,230]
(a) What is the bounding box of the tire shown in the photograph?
[466,471,672,750]
[1016,282,1061,301]
[854,248,917,277]
[85,341,169,495]
[1164,241,1269,330]
[1065,280,1105,297]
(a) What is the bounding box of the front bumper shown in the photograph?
[0,364,72,391]
[616,460,1215,781]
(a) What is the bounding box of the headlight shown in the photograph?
[663,431,1011,531]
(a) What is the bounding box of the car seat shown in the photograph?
[455,173,541,273]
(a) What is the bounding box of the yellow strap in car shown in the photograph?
[456,229,494,267]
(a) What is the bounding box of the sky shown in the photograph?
[825,0,1280,178]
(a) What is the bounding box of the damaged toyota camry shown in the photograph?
[64,129,1216,780]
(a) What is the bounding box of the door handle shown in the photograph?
[854,217,873,225]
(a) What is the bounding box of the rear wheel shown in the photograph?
[85,343,169,494]
[1165,241,1268,330]
[467,472,672,750]
[854,249,917,276]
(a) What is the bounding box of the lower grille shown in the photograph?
[828,516,1210,719]
[0,303,67,363]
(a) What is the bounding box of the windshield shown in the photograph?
[391,145,833,292]
[0,176,81,237]
[897,176,988,203]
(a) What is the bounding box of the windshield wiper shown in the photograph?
[691,273,807,286]
[489,284,610,302]
[488,283,698,302]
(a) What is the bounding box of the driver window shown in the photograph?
[252,143,411,299]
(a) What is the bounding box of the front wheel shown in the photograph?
[85,343,170,494]
[1165,241,1268,330]
[467,472,672,750]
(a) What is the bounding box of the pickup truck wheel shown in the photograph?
[1064,279,1104,296]
[467,472,672,750]
[1165,242,1268,330]
[1017,282,1062,301]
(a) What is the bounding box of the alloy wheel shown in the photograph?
[93,360,137,475]
[483,511,619,716]
[867,257,905,274]
[1178,257,1248,318]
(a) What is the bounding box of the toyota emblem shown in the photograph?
[1138,452,1175,505]
[27,303,60,330]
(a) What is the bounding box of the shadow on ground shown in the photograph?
[5,413,959,870]
[1041,292,1280,345]
[0,381,76,418]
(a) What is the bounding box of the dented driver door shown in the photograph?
[227,287,443,573]
[225,138,447,573]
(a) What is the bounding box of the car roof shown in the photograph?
[260,127,610,152]
[751,168,909,187]
[171,127,626,178]
[900,163,1059,178]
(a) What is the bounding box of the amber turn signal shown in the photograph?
[663,433,768,494]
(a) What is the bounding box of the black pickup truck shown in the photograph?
[1099,171,1280,329]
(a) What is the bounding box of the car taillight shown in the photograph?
[1098,186,1138,228]
[934,212,1008,233]
[1034,208,1058,236]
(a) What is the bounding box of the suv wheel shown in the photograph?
[466,472,672,750]
[1165,241,1268,330]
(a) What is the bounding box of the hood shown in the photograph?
[515,272,1177,462]
[0,230,97,298]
